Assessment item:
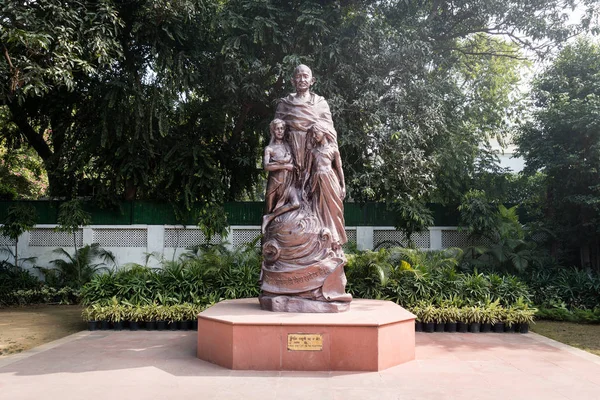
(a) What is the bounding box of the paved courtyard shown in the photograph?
[1,330,599,399]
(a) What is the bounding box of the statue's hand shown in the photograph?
[285,164,294,171]
[340,187,346,200]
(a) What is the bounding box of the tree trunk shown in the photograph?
[124,180,137,201]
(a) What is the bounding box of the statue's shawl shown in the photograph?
[275,93,337,141]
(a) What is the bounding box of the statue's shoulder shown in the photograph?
[312,93,326,103]
[277,94,296,105]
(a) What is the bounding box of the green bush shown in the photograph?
[1,285,79,306]
[345,247,532,309]
[81,243,261,307]
[536,305,600,324]
[81,303,205,322]
[525,266,600,310]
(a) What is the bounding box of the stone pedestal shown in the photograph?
[196,298,415,371]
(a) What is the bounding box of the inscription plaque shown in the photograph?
[287,333,323,351]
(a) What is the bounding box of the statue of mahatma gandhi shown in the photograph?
[259,65,352,313]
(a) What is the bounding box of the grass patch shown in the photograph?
[532,320,600,357]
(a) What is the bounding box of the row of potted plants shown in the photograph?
[82,303,205,331]
[408,301,536,334]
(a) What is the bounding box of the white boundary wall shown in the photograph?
[1,225,474,274]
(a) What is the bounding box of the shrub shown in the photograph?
[80,243,261,307]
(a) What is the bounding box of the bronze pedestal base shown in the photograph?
[259,294,350,313]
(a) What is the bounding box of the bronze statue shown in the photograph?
[305,123,347,251]
[262,119,300,233]
[259,65,352,313]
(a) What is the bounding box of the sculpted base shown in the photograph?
[258,294,351,313]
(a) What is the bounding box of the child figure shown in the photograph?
[262,119,300,233]
[305,123,347,250]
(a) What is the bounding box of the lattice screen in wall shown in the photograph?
[29,228,83,247]
[164,228,222,248]
[373,230,430,249]
[93,228,147,247]
[345,229,357,244]
[0,234,16,246]
[441,230,492,248]
[232,228,262,247]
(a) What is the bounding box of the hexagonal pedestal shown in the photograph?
[196,298,415,371]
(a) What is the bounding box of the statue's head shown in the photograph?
[292,64,315,93]
[309,123,333,145]
[269,118,286,142]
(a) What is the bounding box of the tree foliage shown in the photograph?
[517,38,600,270]
[1,0,597,231]
[0,203,37,266]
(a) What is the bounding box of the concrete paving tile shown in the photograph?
[328,371,383,388]
[332,387,402,400]
[2,327,600,399]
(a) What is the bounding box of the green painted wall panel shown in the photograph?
[0,201,462,227]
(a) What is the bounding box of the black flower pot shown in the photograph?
[192,320,198,331]
[129,321,139,331]
[146,321,156,331]
[168,322,178,331]
[156,321,166,331]
[518,323,529,334]
[446,322,457,333]
[87,321,98,331]
[113,321,123,331]
[493,322,505,333]
[457,321,468,333]
[481,323,492,333]
[100,320,110,330]
[424,322,435,333]
[435,322,446,332]
[178,320,191,331]
[415,321,423,332]
[505,324,516,333]
[469,323,481,333]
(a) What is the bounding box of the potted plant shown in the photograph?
[108,304,124,330]
[480,300,500,333]
[143,304,157,330]
[465,306,483,333]
[444,305,460,333]
[90,304,110,330]
[515,309,536,333]
[493,307,506,333]
[434,307,446,332]
[178,305,191,330]
[504,307,518,333]
[168,305,182,330]
[128,305,144,331]
[82,307,97,331]
[420,303,436,333]
[410,304,423,332]
[180,303,198,330]
[156,305,167,330]
[457,307,469,333]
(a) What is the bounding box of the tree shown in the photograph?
[56,199,91,256]
[0,203,37,266]
[1,0,597,233]
[516,38,600,270]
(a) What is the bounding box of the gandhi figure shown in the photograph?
[275,65,337,189]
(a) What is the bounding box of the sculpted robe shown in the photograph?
[275,93,337,173]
